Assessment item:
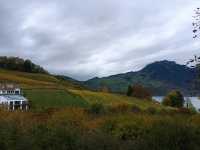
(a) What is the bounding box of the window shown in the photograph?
[15,91,20,94]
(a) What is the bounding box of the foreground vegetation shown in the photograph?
[0,107,199,150]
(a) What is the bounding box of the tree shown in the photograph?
[162,90,184,108]
[186,56,200,92]
[192,8,200,38]
[0,56,48,74]
[100,86,110,93]
[132,84,152,99]
[186,8,200,93]
[24,59,33,72]
[126,84,152,100]
[126,85,133,96]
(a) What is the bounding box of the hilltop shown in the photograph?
[0,56,48,74]
[1,57,195,96]
[0,57,190,111]
[0,66,162,111]
[84,60,196,95]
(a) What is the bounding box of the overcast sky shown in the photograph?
[0,0,200,80]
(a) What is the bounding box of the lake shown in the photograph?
[153,96,200,111]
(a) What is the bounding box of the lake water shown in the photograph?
[153,96,200,111]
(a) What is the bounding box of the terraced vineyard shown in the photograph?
[0,69,167,111]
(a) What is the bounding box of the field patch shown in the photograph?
[24,89,89,109]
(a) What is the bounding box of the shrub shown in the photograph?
[145,107,157,114]
[176,108,196,115]
[108,104,131,113]
[162,90,184,108]
[88,103,105,115]
[131,105,141,113]
[126,84,152,99]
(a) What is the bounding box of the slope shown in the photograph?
[0,69,166,111]
[84,60,196,95]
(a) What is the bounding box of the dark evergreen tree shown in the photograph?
[24,59,32,72]
[126,85,132,96]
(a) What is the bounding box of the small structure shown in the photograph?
[0,83,29,110]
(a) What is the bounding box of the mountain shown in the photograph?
[84,60,197,95]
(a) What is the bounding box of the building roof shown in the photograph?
[0,83,20,90]
[4,95,27,101]
[0,95,27,103]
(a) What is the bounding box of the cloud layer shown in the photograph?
[0,0,199,80]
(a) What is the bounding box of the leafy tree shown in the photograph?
[192,8,200,38]
[185,8,200,92]
[126,85,132,96]
[127,84,152,99]
[162,90,184,108]
[24,59,33,72]
[0,56,48,74]
[132,84,152,99]
[100,86,110,93]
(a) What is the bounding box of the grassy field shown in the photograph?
[24,89,88,109]
[69,89,168,111]
[0,69,169,111]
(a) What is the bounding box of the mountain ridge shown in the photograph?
[1,56,196,96]
[83,60,197,95]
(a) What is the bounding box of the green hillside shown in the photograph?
[84,60,196,95]
[69,89,163,110]
[0,69,166,111]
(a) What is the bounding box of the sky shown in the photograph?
[0,0,200,80]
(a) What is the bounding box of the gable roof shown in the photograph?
[0,95,27,103]
[0,83,20,90]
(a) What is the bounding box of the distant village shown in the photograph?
[0,83,29,110]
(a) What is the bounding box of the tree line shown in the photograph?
[0,56,48,74]
[126,84,186,109]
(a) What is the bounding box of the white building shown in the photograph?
[0,83,29,110]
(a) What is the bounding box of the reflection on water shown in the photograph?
[153,96,200,111]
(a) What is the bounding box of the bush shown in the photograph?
[176,108,196,115]
[131,105,141,113]
[126,84,152,99]
[88,103,105,115]
[145,107,157,114]
[108,104,131,113]
[162,90,184,108]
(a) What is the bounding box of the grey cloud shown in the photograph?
[0,0,199,80]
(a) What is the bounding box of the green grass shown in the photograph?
[0,69,171,111]
[24,89,89,109]
[69,89,167,110]
[0,69,81,89]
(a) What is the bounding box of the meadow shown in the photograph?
[0,69,199,150]
[0,69,167,111]
[0,107,199,150]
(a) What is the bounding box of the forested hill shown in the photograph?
[1,57,197,96]
[0,56,48,74]
[84,60,197,95]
